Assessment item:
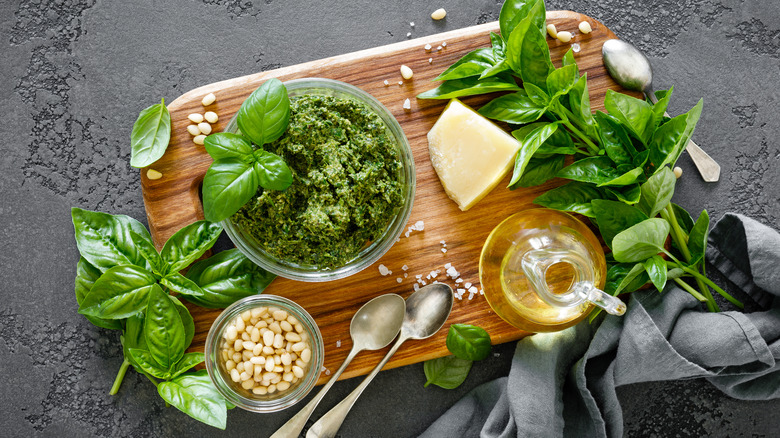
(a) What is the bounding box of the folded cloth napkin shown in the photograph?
[420,213,780,438]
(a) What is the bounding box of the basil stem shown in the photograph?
[109,358,132,395]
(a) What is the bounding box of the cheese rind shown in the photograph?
[426,99,521,211]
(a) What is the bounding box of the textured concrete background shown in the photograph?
[1,0,779,436]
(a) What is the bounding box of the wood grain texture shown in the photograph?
[140,11,640,385]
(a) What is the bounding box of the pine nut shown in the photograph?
[280,321,293,332]
[188,113,204,123]
[287,315,299,325]
[234,339,243,351]
[241,379,255,390]
[250,356,265,365]
[252,344,263,356]
[251,327,260,343]
[281,353,292,366]
[277,381,290,391]
[230,369,241,382]
[546,24,558,39]
[240,371,251,381]
[263,330,274,347]
[241,332,250,341]
[204,111,219,123]
[265,359,275,372]
[263,372,277,381]
[186,124,201,136]
[202,92,216,106]
[285,332,301,343]
[431,8,446,20]
[235,317,245,332]
[197,122,212,135]
[262,346,274,355]
[272,310,288,321]
[292,342,306,352]
[226,360,236,371]
[301,348,311,363]
[267,384,277,394]
[273,333,284,349]
[283,372,293,382]
[673,167,683,178]
[293,366,304,378]
[557,31,572,43]
[146,169,162,180]
[193,134,206,145]
[400,65,413,80]
[226,325,237,341]
[579,21,592,34]
[253,386,267,395]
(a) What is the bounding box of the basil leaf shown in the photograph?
[490,32,506,59]
[170,352,206,379]
[546,64,578,98]
[636,167,676,218]
[511,155,565,188]
[236,78,290,146]
[562,48,577,72]
[130,98,171,168]
[592,199,649,248]
[145,284,186,369]
[688,209,710,265]
[161,273,206,298]
[648,99,703,170]
[71,207,153,273]
[597,167,644,188]
[644,255,668,292]
[202,158,260,223]
[499,0,546,39]
[604,90,655,145]
[78,265,156,319]
[185,248,275,308]
[651,86,673,131]
[446,324,491,361]
[508,122,559,187]
[533,181,603,217]
[523,82,550,106]
[204,133,254,160]
[161,220,223,273]
[158,370,228,430]
[416,73,521,99]
[253,150,294,191]
[506,13,554,90]
[434,48,496,81]
[614,263,649,295]
[557,156,622,185]
[567,75,596,136]
[606,184,641,205]
[478,91,545,124]
[671,202,695,234]
[596,111,635,166]
[169,295,195,349]
[130,230,164,275]
[479,59,511,79]
[423,355,473,389]
[74,258,123,330]
[612,218,670,263]
[129,348,171,379]
[122,314,148,372]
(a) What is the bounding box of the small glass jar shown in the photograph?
[205,295,324,413]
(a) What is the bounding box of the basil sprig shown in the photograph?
[424,324,492,389]
[202,78,293,223]
[420,0,740,314]
[130,98,171,168]
[71,207,274,428]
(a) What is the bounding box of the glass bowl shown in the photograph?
[221,78,416,282]
[205,295,324,413]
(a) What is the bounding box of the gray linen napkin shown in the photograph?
[419,213,780,438]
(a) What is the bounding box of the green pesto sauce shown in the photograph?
[232,95,404,269]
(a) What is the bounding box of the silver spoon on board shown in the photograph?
[306,283,454,438]
[602,38,721,182]
[270,293,406,438]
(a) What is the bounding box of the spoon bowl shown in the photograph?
[601,38,721,182]
[270,293,405,438]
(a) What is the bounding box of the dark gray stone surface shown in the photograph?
[1,0,779,436]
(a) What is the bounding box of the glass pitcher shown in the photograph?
[479,209,626,332]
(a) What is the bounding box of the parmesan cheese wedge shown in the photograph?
[426,99,521,211]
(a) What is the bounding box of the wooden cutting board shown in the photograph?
[141,11,639,385]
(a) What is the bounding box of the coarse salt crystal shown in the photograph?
[416,274,423,279]
[572,43,581,53]
[444,262,452,269]
[402,98,411,110]
[325,369,331,376]
[414,220,424,230]
[428,58,433,64]
[384,80,389,86]
[406,32,412,38]
[441,248,447,253]
[424,43,432,51]
[398,81,404,86]
[397,278,403,283]
[464,282,472,289]
[378,264,391,276]
[455,278,463,283]
[404,273,408,278]
[402,265,409,271]
[457,288,466,295]
[446,267,459,278]
[410,21,415,27]
[430,271,438,278]
[437,46,442,51]
[414,283,420,291]
[336,340,341,348]
[441,41,447,47]
[468,286,478,294]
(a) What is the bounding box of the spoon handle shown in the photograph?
[270,347,361,438]
[647,92,720,182]
[306,337,406,438]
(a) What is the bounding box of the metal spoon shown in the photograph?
[602,38,721,182]
[270,293,406,438]
[306,283,454,438]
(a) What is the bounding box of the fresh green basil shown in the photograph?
[612,218,670,263]
[204,133,254,160]
[202,158,259,223]
[184,248,275,308]
[606,184,642,205]
[170,353,206,379]
[648,99,703,170]
[614,263,648,295]
[74,258,123,330]
[512,155,565,188]
[671,202,695,234]
[562,47,577,71]
[144,284,186,369]
[478,91,546,124]
[592,199,649,248]
[160,272,205,298]
[158,370,228,430]
[596,111,635,166]
[687,209,710,265]
[446,324,492,361]
[253,150,293,191]
[523,80,550,106]
[506,13,554,90]
[567,75,596,136]
[78,265,157,319]
[71,207,153,273]
[546,64,578,98]
[129,348,171,379]
[122,314,148,372]
[499,0,546,40]
[161,220,223,273]
[644,255,668,292]
[604,90,655,145]
[557,156,622,185]
[130,98,171,168]
[650,86,674,131]
[435,48,496,81]
[416,73,521,99]
[508,122,559,187]
[169,295,195,349]
[236,78,290,146]
[131,230,164,275]
[423,355,473,389]
[636,167,676,218]
[533,182,603,217]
